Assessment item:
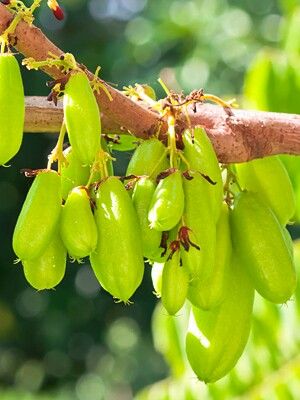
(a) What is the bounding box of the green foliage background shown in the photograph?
[0,0,299,399]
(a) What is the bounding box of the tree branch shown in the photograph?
[2,4,300,163]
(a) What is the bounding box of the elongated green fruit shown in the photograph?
[161,252,189,315]
[235,156,295,225]
[90,177,144,302]
[183,127,223,220]
[148,170,184,231]
[152,302,189,379]
[60,187,97,259]
[61,147,90,200]
[231,191,296,303]
[64,71,101,165]
[126,138,168,180]
[282,226,293,258]
[132,177,162,260]
[0,53,25,166]
[181,174,216,280]
[186,253,254,383]
[23,232,67,290]
[188,203,231,310]
[13,170,62,261]
[151,262,164,297]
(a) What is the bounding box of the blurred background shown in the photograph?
[0,0,300,398]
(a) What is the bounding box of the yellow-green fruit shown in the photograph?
[235,156,295,225]
[90,177,144,302]
[23,233,67,290]
[183,127,223,220]
[186,253,254,383]
[188,203,231,310]
[161,252,189,315]
[231,191,296,303]
[0,53,25,166]
[132,177,163,260]
[151,262,164,297]
[152,302,189,379]
[64,72,101,165]
[126,138,168,180]
[61,147,90,200]
[148,170,184,231]
[60,187,97,259]
[181,174,216,280]
[13,170,62,261]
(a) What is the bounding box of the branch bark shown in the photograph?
[2,4,300,163]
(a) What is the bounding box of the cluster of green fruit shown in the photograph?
[145,137,297,383]
[1,42,298,384]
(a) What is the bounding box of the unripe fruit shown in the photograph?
[132,177,162,260]
[90,177,144,302]
[181,174,216,280]
[64,71,101,165]
[151,262,164,297]
[60,187,97,259]
[23,232,67,290]
[186,253,254,383]
[152,302,188,379]
[161,251,189,315]
[235,156,295,225]
[230,191,297,303]
[126,138,168,180]
[0,54,25,166]
[183,127,223,220]
[148,170,184,231]
[13,170,62,261]
[188,203,231,310]
[61,147,90,200]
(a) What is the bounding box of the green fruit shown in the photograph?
[61,147,90,200]
[132,177,163,260]
[90,177,144,302]
[282,226,293,258]
[148,170,184,231]
[152,302,189,378]
[126,138,168,180]
[0,53,24,166]
[188,203,231,310]
[13,170,62,261]
[161,251,189,315]
[23,232,67,290]
[186,253,254,383]
[151,262,164,297]
[231,191,297,303]
[235,156,295,225]
[64,71,101,165]
[181,174,216,281]
[183,127,223,220]
[60,187,98,259]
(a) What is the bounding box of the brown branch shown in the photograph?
[2,4,300,163]
[25,97,300,163]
